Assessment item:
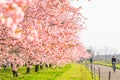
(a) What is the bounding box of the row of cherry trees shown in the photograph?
[0,0,91,66]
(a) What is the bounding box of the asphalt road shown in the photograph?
[90,64,120,80]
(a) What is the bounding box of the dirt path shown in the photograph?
[90,64,120,80]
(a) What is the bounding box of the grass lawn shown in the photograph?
[93,61,120,69]
[56,63,93,80]
[0,63,97,80]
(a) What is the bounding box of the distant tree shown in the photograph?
[87,47,94,57]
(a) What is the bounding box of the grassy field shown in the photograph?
[0,63,96,80]
[93,61,120,69]
[56,63,94,80]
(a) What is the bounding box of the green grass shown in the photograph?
[56,63,94,80]
[93,61,112,66]
[0,63,98,80]
[93,61,120,69]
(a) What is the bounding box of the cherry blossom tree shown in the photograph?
[0,0,91,66]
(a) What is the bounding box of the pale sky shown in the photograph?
[72,0,120,51]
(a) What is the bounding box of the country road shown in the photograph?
[90,64,120,80]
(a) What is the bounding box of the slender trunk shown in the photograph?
[35,64,39,72]
[26,67,30,74]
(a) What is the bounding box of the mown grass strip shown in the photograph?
[56,63,95,80]
[0,63,97,80]
[0,64,71,80]
[93,61,120,69]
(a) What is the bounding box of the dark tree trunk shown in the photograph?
[40,65,43,69]
[49,64,52,68]
[3,65,6,70]
[45,64,48,68]
[26,67,30,74]
[35,64,39,72]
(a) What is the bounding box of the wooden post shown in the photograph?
[99,68,100,80]
[85,63,88,69]
[94,67,96,80]
[108,71,111,80]
[90,64,93,79]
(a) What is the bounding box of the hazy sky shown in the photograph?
[72,0,120,50]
